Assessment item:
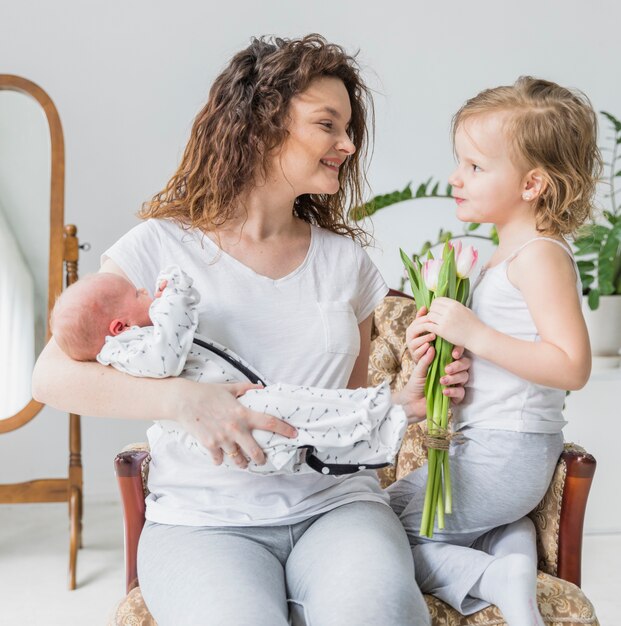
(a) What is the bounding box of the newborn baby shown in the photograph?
[50,266,408,475]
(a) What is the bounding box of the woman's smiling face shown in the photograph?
[269,76,356,197]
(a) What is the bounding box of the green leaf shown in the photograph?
[431,181,440,196]
[400,248,424,307]
[588,288,600,310]
[604,211,618,225]
[575,224,609,244]
[576,260,596,272]
[615,170,621,178]
[467,222,481,231]
[456,277,470,304]
[445,183,452,196]
[447,250,457,299]
[581,275,594,290]
[490,226,499,246]
[415,183,427,198]
[573,239,601,256]
[436,255,451,298]
[420,241,432,256]
[596,222,621,295]
[601,111,621,133]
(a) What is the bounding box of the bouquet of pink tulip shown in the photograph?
[400,241,478,537]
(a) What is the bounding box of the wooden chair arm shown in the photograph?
[556,446,596,587]
[114,449,150,594]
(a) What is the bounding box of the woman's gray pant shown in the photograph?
[387,428,564,614]
[137,500,430,626]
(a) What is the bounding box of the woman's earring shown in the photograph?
[522,192,533,201]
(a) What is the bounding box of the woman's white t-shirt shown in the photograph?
[103,218,389,526]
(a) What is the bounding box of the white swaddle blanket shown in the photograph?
[97,266,407,474]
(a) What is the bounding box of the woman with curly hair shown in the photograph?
[34,35,468,625]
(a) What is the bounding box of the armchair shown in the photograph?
[110,294,599,626]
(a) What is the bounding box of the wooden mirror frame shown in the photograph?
[0,74,83,590]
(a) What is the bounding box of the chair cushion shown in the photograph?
[110,573,599,626]
[109,587,156,626]
[424,572,599,625]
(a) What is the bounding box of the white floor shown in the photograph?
[0,500,618,625]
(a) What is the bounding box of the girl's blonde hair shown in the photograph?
[452,76,602,236]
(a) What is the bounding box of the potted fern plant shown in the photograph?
[575,111,621,366]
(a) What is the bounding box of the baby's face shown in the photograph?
[117,280,154,327]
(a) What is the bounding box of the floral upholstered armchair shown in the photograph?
[110,293,599,626]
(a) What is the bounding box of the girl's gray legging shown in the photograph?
[387,428,564,614]
[137,500,431,626]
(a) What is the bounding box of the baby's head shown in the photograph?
[451,76,602,236]
[50,273,153,361]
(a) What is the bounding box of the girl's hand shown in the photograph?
[171,379,298,469]
[406,306,469,367]
[426,297,484,348]
[406,306,437,363]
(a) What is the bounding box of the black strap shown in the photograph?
[300,446,390,476]
[192,340,388,476]
[192,337,267,387]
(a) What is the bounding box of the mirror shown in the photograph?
[0,74,83,590]
[0,88,51,419]
[0,75,67,433]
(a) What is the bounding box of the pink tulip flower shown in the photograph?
[422,259,443,292]
[455,245,478,278]
[448,240,462,256]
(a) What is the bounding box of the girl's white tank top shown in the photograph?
[455,237,582,434]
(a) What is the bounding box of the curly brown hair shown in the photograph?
[140,34,373,243]
[452,76,603,237]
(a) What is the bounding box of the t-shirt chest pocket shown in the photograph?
[317,301,360,356]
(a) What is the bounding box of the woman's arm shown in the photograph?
[347,314,373,389]
[421,243,591,390]
[32,260,297,468]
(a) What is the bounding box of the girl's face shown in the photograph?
[448,113,527,227]
[269,76,356,196]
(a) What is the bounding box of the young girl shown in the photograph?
[389,76,600,626]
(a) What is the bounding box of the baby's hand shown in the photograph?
[426,297,482,348]
[155,279,168,298]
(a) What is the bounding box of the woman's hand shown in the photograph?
[405,306,437,363]
[394,330,471,422]
[406,305,470,368]
[171,379,298,469]
[392,344,436,423]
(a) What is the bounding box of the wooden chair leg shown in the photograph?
[68,486,80,590]
[78,487,84,549]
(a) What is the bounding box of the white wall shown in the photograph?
[1,1,620,530]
